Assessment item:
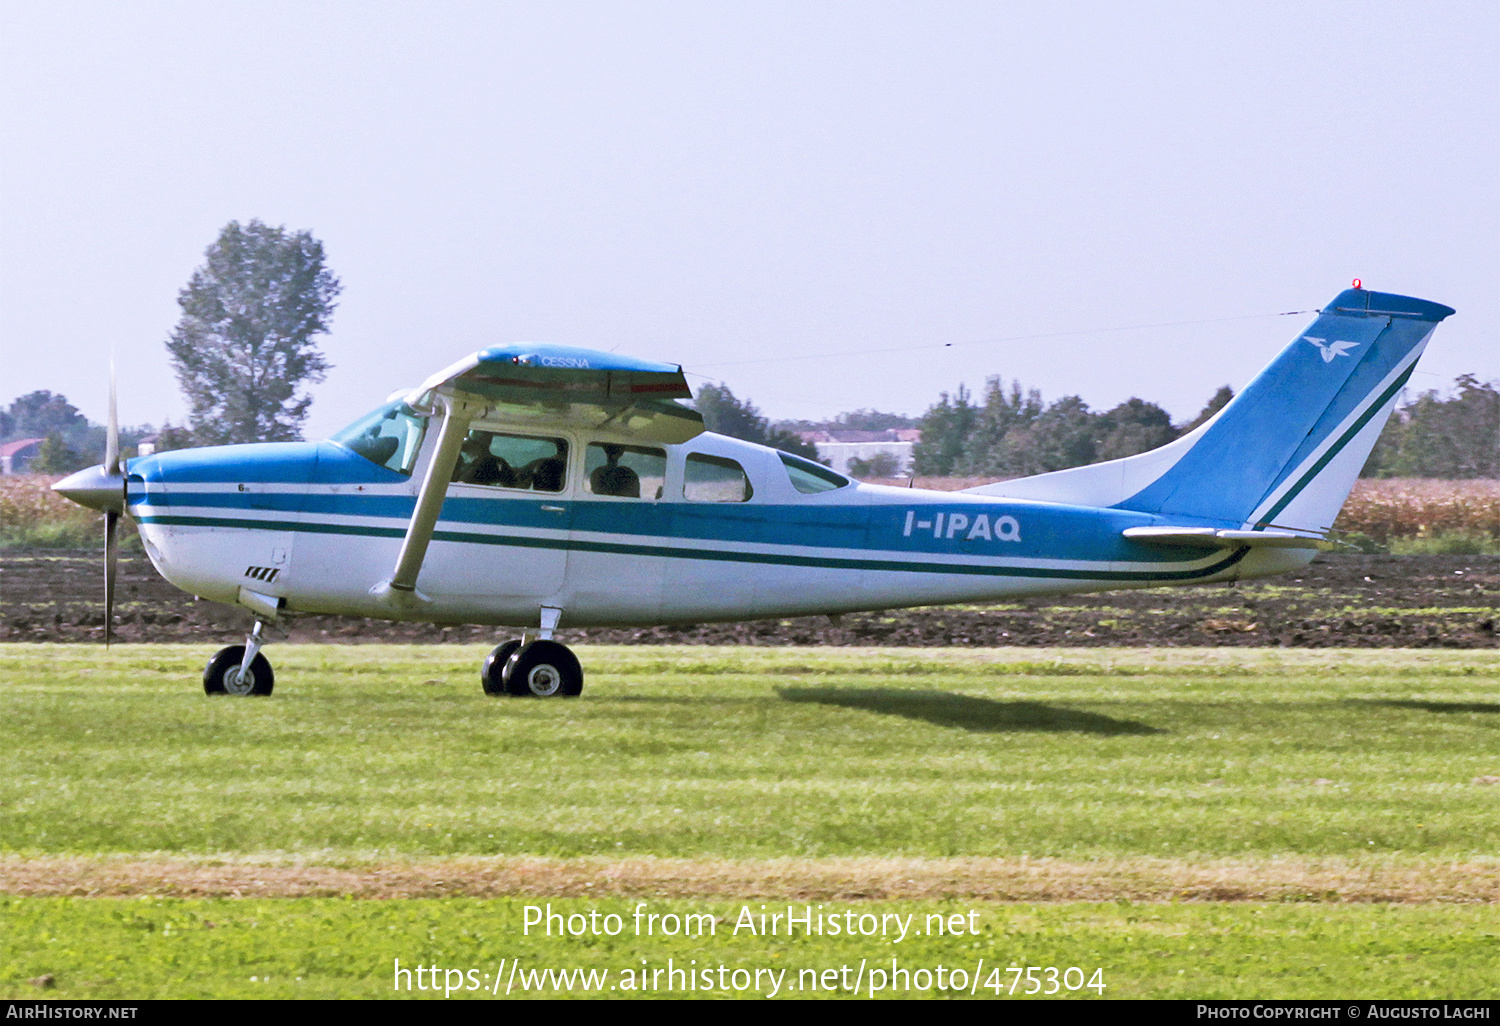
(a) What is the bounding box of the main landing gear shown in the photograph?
[198,612,584,699]
[481,606,583,698]
[204,621,274,696]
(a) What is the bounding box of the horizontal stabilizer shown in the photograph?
[1122,526,1321,549]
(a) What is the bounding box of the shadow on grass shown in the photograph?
[1347,699,1500,715]
[775,686,1163,735]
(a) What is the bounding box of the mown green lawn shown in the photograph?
[1,645,1495,860]
[1,644,1495,1000]
[3,897,1495,999]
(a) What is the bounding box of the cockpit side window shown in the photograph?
[585,443,666,499]
[452,429,569,493]
[331,401,427,476]
[684,453,753,502]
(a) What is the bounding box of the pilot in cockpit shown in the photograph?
[453,434,513,487]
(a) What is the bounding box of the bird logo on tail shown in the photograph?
[1303,336,1360,363]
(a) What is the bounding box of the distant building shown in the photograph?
[797,428,921,477]
[0,438,45,474]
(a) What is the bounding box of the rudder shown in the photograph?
[966,287,1455,535]
[1115,287,1454,532]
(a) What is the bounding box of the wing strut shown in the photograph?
[383,395,475,595]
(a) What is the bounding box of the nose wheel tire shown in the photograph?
[480,640,524,696]
[503,640,583,697]
[203,646,275,696]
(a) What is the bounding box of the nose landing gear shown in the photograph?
[204,621,275,696]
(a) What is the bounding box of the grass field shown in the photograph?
[2,897,1493,999]
[2,644,1497,999]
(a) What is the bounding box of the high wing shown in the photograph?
[385,344,703,597]
[406,343,703,444]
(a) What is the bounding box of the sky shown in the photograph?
[2,0,1496,441]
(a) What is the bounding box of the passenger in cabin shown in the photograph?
[453,434,512,486]
[589,445,641,498]
[524,456,566,492]
[585,442,666,499]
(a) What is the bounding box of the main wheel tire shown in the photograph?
[481,640,523,696]
[203,646,274,696]
[503,640,583,697]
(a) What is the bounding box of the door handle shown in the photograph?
[540,505,566,513]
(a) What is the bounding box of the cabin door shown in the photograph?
[419,427,574,607]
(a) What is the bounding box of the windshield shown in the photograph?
[331,401,427,475]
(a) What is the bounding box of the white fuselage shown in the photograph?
[129,426,1308,630]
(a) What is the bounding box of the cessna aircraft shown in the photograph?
[54,285,1453,698]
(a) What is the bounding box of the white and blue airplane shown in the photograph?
[54,285,1453,697]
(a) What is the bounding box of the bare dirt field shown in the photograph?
[2,548,1494,648]
[2,856,1494,903]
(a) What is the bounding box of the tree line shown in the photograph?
[691,384,821,461]
[907,379,1232,478]
[696,374,1495,480]
[7,365,1494,481]
[900,373,1497,479]
[3,215,1494,479]
[1362,374,1498,478]
[0,391,155,474]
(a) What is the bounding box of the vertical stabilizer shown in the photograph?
[966,288,1454,534]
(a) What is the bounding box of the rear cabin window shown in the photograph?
[332,401,427,476]
[779,452,850,494]
[451,430,568,492]
[684,453,753,503]
[585,443,667,499]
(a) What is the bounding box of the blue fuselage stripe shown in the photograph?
[135,508,1249,583]
[131,491,1186,559]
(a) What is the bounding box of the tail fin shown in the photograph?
[966,287,1454,533]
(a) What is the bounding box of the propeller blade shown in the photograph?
[104,353,120,476]
[105,508,118,648]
